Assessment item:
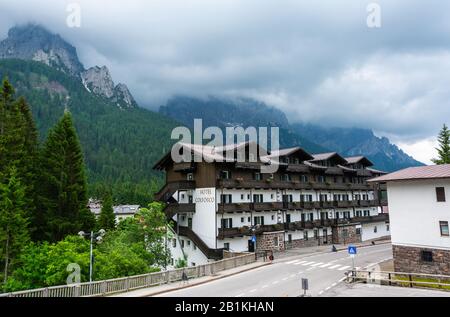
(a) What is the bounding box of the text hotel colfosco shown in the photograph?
[195,188,215,203]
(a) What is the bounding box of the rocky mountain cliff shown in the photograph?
[160,96,327,153]
[160,96,424,171]
[0,24,136,108]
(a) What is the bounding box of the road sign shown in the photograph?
[348,245,357,255]
[301,278,309,290]
[251,235,256,243]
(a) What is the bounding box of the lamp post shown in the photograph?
[78,229,106,282]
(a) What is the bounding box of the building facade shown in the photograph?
[155,142,390,267]
[370,165,450,275]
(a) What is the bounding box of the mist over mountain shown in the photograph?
[160,96,424,171]
[0,24,137,108]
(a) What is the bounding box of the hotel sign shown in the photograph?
[194,188,215,203]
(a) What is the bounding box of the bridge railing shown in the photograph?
[0,253,256,297]
[345,269,450,291]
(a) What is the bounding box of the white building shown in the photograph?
[155,142,390,268]
[88,199,140,224]
[369,164,450,275]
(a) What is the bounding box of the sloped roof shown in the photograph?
[368,164,450,182]
[310,152,347,165]
[264,146,314,161]
[345,156,374,167]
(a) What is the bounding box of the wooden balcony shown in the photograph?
[164,203,195,219]
[154,180,196,202]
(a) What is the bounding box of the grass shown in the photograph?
[393,275,450,291]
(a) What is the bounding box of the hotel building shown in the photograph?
[154,142,389,267]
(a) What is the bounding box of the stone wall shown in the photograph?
[393,245,450,275]
[286,235,333,249]
[332,224,361,244]
[256,231,285,252]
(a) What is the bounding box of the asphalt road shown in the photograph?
[155,244,393,297]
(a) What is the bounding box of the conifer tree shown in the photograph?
[432,124,450,165]
[0,168,30,285]
[98,192,116,231]
[38,110,95,241]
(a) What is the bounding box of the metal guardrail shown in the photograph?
[0,253,256,297]
[345,270,450,291]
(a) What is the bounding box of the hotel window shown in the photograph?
[221,218,233,229]
[440,221,449,237]
[193,244,197,250]
[421,250,433,263]
[281,174,291,182]
[172,239,176,248]
[253,194,264,203]
[191,262,196,267]
[181,240,184,248]
[343,194,349,201]
[304,231,309,241]
[436,187,446,202]
[373,226,378,233]
[220,170,231,180]
[356,227,361,235]
[317,175,325,183]
[301,175,308,183]
[247,194,250,200]
[386,224,390,232]
[314,229,319,240]
[319,194,328,202]
[308,213,314,221]
[288,234,292,243]
[271,215,275,221]
[171,258,174,266]
[181,215,186,221]
[364,210,370,217]
[224,243,230,250]
[248,217,251,222]
[294,158,300,164]
[254,216,264,225]
[241,217,245,223]
[333,194,340,201]
[187,173,194,180]
[254,172,262,181]
[187,240,191,246]
[220,194,232,204]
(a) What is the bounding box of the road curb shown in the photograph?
[117,261,272,297]
[273,240,391,264]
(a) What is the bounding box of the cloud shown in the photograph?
[0,0,449,150]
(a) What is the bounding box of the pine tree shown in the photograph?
[0,168,30,285]
[432,124,450,165]
[98,192,116,231]
[38,110,95,241]
[0,80,39,240]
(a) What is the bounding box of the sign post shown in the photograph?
[348,246,357,270]
[301,278,309,297]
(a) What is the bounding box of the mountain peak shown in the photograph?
[0,23,84,76]
[0,24,137,109]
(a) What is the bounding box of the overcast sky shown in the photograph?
[0,0,449,164]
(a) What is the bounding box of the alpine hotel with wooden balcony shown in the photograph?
[154,142,390,267]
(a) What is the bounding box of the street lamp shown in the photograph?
[78,229,106,282]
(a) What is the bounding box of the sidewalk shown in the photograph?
[273,238,391,262]
[323,282,450,297]
[109,261,271,297]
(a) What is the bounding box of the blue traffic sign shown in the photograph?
[251,236,256,243]
[348,246,357,255]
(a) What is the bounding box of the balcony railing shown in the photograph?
[164,203,195,219]
[154,180,196,202]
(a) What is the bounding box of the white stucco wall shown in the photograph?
[192,187,217,249]
[361,221,390,241]
[387,179,450,250]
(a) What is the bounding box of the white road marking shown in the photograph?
[331,283,337,287]
[306,267,315,271]
[311,262,324,267]
[286,260,301,264]
[318,290,324,295]
[272,281,279,285]
[290,274,296,278]
[282,277,288,281]
[302,261,316,266]
[338,266,351,271]
[320,263,332,268]
[329,264,341,269]
[249,289,256,293]
[325,286,331,291]
[262,285,268,288]
[293,261,308,266]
